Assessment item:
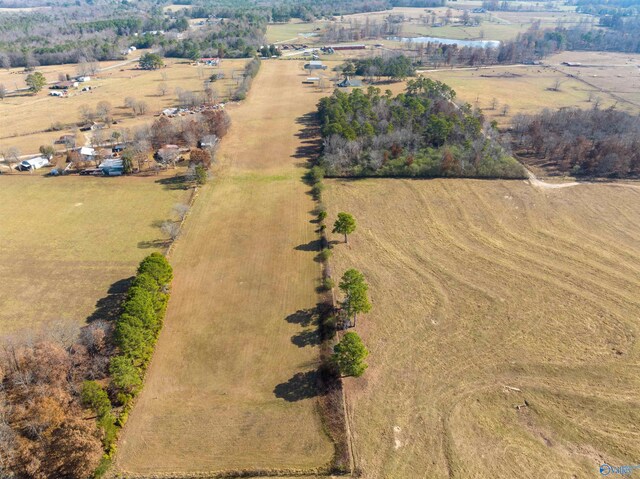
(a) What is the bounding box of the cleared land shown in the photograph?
[549,51,640,109]
[0,173,189,336]
[325,178,640,478]
[0,57,247,154]
[425,64,627,124]
[115,61,334,474]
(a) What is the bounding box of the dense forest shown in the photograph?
[512,108,640,178]
[317,79,525,179]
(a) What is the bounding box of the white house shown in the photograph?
[80,147,96,160]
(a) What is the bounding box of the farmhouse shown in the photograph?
[305,60,327,70]
[79,147,96,161]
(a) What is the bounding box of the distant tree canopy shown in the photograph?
[512,107,640,178]
[317,79,525,179]
[343,55,415,81]
[139,52,164,70]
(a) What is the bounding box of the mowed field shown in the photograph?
[115,61,335,474]
[0,173,189,336]
[325,178,640,478]
[0,57,248,154]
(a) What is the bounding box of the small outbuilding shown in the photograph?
[99,158,124,176]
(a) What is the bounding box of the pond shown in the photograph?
[388,36,500,48]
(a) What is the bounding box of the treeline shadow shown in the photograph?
[86,276,133,323]
[155,175,191,190]
[293,112,322,160]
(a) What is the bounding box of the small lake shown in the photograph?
[388,36,500,49]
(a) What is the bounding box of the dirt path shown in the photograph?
[115,61,334,474]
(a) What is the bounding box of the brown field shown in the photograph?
[0,173,189,336]
[115,61,335,474]
[549,51,640,109]
[424,64,628,124]
[0,57,248,154]
[325,178,640,478]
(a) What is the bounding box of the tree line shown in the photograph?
[317,78,524,179]
[0,253,173,479]
[512,107,640,178]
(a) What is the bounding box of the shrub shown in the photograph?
[318,210,328,221]
[81,381,112,418]
[137,253,173,286]
[322,277,335,291]
[311,182,324,199]
[319,248,332,261]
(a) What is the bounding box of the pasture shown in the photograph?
[0,173,189,336]
[115,60,334,474]
[325,178,640,479]
[0,57,248,155]
[425,64,627,124]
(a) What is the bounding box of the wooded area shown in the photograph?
[317,78,524,178]
[512,107,640,178]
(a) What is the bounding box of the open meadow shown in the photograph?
[269,5,594,46]
[425,63,628,124]
[0,57,248,155]
[0,173,189,336]
[115,60,335,474]
[325,178,640,478]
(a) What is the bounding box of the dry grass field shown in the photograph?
[0,57,248,154]
[115,61,335,474]
[0,173,189,336]
[425,65,627,124]
[325,178,640,478]
[549,51,640,109]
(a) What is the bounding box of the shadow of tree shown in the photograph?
[138,239,169,249]
[273,370,321,402]
[155,175,191,190]
[291,329,321,348]
[294,239,321,252]
[293,113,322,160]
[285,309,316,327]
[86,276,133,323]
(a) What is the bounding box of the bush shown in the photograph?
[81,381,112,418]
[306,165,325,185]
[319,248,332,261]
[311,182,324,200]
[322,277,335,291]
[318,210,328,221]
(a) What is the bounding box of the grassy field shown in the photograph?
[115,61,335,474]
[267,20,326,43]
[424,64,627,124]
[0,173,189,336]
[549,51,640,109]
[0,57,248,154]
[325,178,640,478]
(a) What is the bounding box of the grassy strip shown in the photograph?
[232,57,262,101]
[305,161,352,475]
[85,253,173,477]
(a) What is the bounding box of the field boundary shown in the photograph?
[113,466,335,478]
